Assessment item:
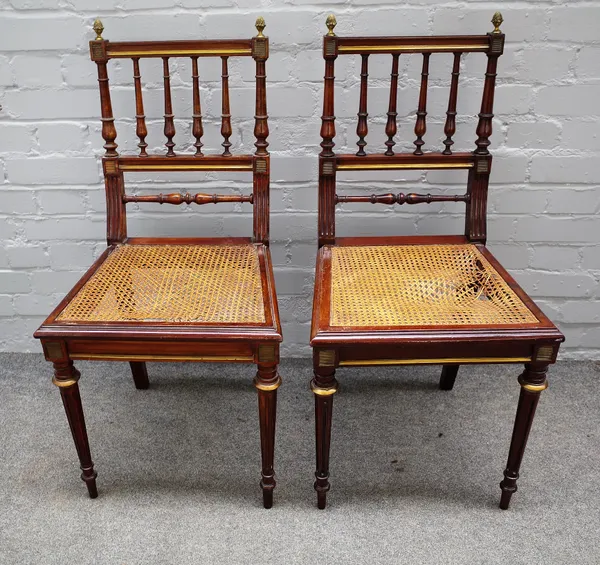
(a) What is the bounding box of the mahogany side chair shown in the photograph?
[34,18,283,508]
[310,13,564,509]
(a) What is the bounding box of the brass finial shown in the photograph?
[93,18,104,40]
[255,16,266,38]
[326,14,337,36]
[491,11,503,34]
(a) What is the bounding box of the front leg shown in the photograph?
[254,362,281,509]
[53,360,98,498]
[499,363,549,509]
[312,352,338,510]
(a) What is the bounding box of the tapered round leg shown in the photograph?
[499,363,549,510]
[129,361,149,390]
[53,361,98,498]
[254,363,280,509]
[312,362,338,510]
[439,364,459,390]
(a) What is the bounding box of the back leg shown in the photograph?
[129,362,149,389]
[439,364,459,390]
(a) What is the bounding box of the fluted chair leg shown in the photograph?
[53,360,98,498]
[254,363,280,509]
[499,363,549,509]
[312,363,338,509]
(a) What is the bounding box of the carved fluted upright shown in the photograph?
[254,363,281,509]
[500,363,548,509]
[53,360,98,498]
[312,350,338,510]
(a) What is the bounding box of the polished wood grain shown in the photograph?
[311,14,563,510]
[37,20,281,508]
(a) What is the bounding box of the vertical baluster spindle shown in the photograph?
[384,54,400,156]
[191,57,204,156]
[132,58,148,157]
[443,52,461,155]
[162,57,176,156]
[413,53,430,156]
[356,54,369,156]
[221,56,232,157]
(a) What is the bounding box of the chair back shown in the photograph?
[318,13,506,246]
[89,18,270,244]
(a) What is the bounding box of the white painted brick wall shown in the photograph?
[1,1,599,359]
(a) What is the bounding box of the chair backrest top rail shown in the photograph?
[103,39,254,59]
[334,35,491,55]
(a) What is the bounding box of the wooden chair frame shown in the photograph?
[34,17,283,508]
[310,13,564,509]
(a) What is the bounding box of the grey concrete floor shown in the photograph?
[1,353,599,564]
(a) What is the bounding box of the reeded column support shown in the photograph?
[499,363,549,509]
[254,363,281,509]
[312,360,338,510]
[53,361,98,498]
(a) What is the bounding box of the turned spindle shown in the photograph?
[413,53,430,156]
[191,57,204,156]
[356,54,369,156]
[162,57,176,157]
[443,52,461,155]
[384,54,400,156]
[221,56,232,156]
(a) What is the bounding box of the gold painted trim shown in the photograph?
[254,375,282,391]
[120,164,252,172]
[340,357,531,367]
[108,49,251,57]
[70,353,254,362]
[311,381,338,396]
[338,44,488,54]
[52,376,79,388]
[520,381,548,393]
[337,162,473,171]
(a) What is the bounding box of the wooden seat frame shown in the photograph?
[310,13,564,510]
[34,18,283,508]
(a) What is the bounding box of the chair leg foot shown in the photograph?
[439,364,459,390]
[312,361,338,510]
[254,363,280,509]
[261,486,274,509]
[53,360,98,498]
[129,361,149,389]
[499,363,548,510]
[316,488,328,510]
[499,481,516,510]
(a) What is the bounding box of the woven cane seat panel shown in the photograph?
[330,244,538,327]
[57,244,266,324]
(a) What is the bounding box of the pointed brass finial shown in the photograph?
[93,18,104,40]
[255,16,266,38]
[491,11,503,34]
[326,14,337,36]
